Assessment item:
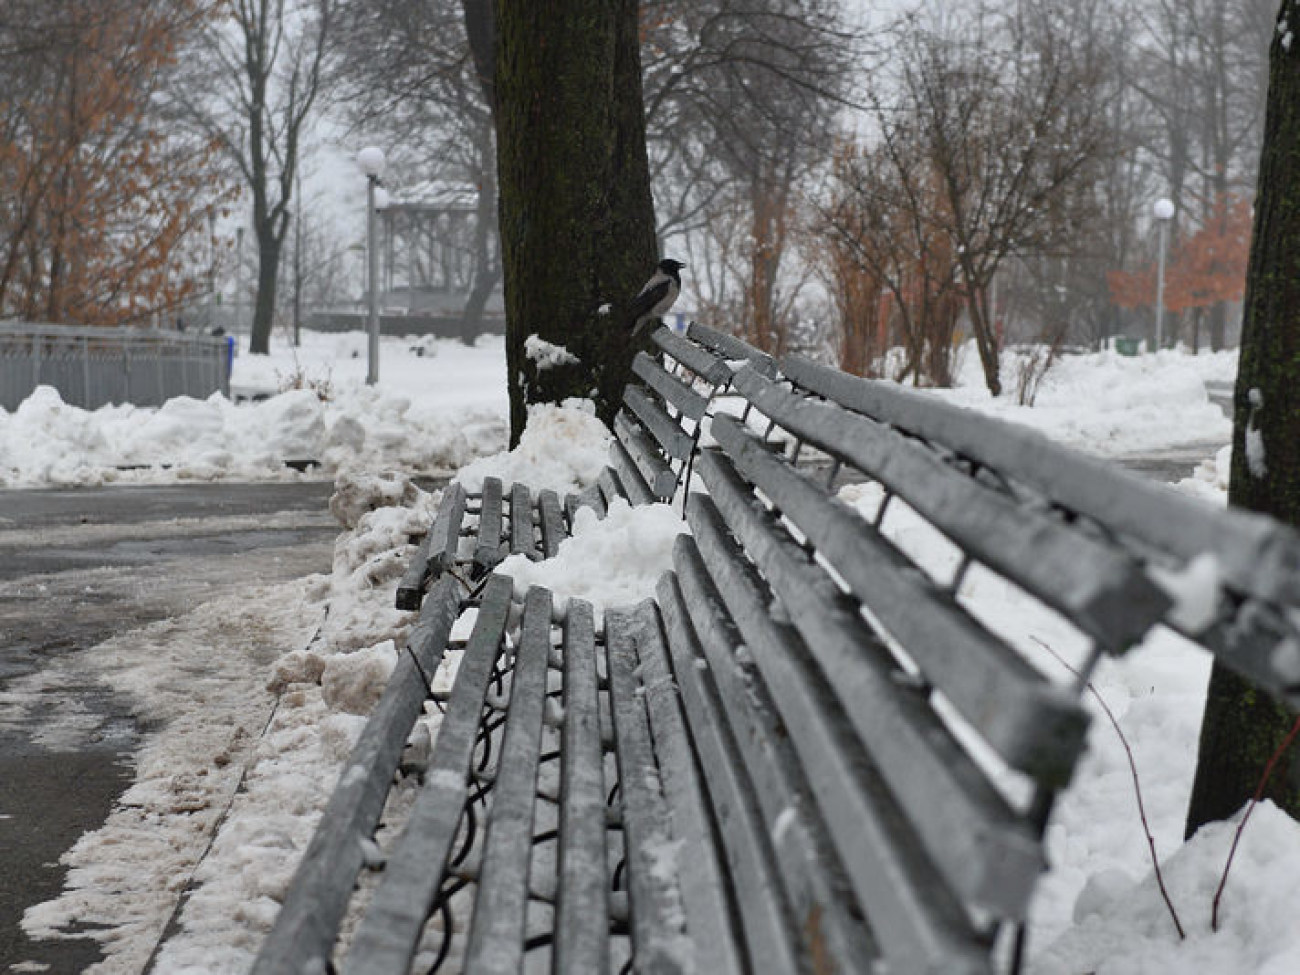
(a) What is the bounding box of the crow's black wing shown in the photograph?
[627,278,672,323]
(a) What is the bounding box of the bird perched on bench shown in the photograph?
[627,258,684,337]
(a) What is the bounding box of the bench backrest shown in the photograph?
[778,354,1300,709]
[652,350,1300,973]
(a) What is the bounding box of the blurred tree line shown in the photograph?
[0,0,1276,378]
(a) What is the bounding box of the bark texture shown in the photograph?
[1186,0,1300,837]
[494,0,658,443]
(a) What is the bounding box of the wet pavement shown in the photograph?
[0,482,337,973]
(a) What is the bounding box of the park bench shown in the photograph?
[254,328,1300,975]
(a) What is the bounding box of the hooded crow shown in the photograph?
[627,259,684,336]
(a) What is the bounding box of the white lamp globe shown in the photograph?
[357,146,386,179]
[1153,198,1175,221]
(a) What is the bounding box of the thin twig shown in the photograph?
[1033,637,1186,940]
[1211,713,1300,931]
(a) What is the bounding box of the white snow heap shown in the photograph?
[455,397,612,495]
[930,343,1233,457]
[1038,802,1300,975]
[0,330,510,487]
[1246,387,1268,479]
[495,498,687,620]
[524,334,581,370]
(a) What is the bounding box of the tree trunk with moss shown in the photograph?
[1185,0,1300,837]
[494,0,658,444]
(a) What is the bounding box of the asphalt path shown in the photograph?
[0,482,338,974]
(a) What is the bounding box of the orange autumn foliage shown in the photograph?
[0,0,230,327]
[1108,195,1251,314]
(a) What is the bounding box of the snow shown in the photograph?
[1246,388,1268,479]
[929,344,1234,457]
[454,397,612,495]
[495,497,686,621]
[0,329,509,487]
[9,334,1300,975]
[523,333,580,370]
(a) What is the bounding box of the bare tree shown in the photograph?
[174,0,336,355]
[1128,0,1273,348]
[888,0,1116,395]
[331,0,501,339]
[640,0,855,350]
[819,138,965,386]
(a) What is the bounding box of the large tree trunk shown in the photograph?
[1185,0,1300,837]
[494,0,657,444]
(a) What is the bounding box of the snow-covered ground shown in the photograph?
[7,332,1296,975]
[0,329,509,488]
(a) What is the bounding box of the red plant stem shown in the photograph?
[1211,712,1300,931]
[1033,638,1186,940]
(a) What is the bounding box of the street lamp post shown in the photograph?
[358,146,387,385]
[1153,197,1175,351]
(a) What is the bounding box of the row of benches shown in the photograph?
[255,323,1300,974]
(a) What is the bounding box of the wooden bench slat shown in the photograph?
[609,439,656,506]
[473,476,506,576]
[252,577,463,975]
[615,412,677,500]
[598,466,629,509]
[651,325,734,386]
[658,571,851,972]
[465,586,554,973]
[509,481,535,557]
[628,599,747,975]
[573,481,607,519]
[396,482,467,611]
[555,599,610,974]
[685,493,996,975]
[538,489,567,559]
[625,385,695,461]
[687,321,778,378]
[345,575,515,974]
[605,607,698,972]
[712,413,1090,786]
[633,351,709,422]
[664,549,880,965]
[699,448,1045,917]
[782,353,1300,607]
[731,368,1171,651]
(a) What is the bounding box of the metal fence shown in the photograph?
[0,323,233,411]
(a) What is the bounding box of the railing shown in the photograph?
[0,323,233,411]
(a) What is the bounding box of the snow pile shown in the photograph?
[18,579,332,974]
[933,345,1234,457]
[1038,802,1300,975]
[455,397,612,495]
[524,334,581,370]
[144,471,442,973]
[0,330,508,487]
[495,498,686,619]
[1176,444,1233,505]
